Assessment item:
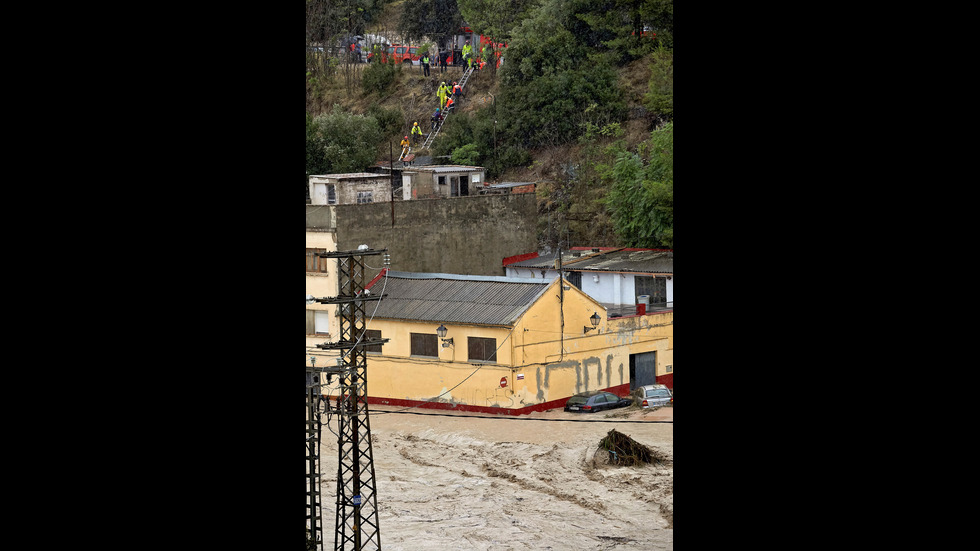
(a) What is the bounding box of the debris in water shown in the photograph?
[597,429,667,466]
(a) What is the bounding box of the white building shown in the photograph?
[504,248,673,316]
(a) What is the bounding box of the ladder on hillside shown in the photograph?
[457,64,475,91]
[421,66,475,151]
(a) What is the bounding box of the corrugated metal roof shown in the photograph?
[570,249,673,273]
[402,165,484,174]
[366,271,552,326]
[309,173,384,182]
[508,249,673,274]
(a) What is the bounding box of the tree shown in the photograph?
[399,0,464,43]
[495,0,626,150]
[457,0,541,42]
[603,122,673,248]
[306,105,383,178]
[643,46,672,123]
[451,143,481,165]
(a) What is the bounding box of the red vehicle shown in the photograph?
[368,43,423,65]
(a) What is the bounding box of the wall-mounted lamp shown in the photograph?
[593,274,600,283]
[436,324,454,348]
[583,311,601,334]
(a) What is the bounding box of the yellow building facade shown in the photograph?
[328,270,672,415]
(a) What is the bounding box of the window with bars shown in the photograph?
[410,333,438,358]
[306,248,330,273]
[467,336,497,362]
[357,191,374,203]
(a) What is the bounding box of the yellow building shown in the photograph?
[305,216,342,379]
[339,270,672,415]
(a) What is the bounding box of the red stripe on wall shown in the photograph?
[354,383,632,416]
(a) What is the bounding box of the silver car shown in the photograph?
[635,384,672,408]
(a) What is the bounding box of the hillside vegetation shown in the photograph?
[306,0,673,250]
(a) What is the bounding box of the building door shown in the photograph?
[629,351,657,390]
[567,271,582,289]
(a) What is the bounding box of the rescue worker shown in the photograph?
[462,40,472,67]
[452,81,463,102]
[421,52,430,76]
[411,121,423,144]
[446,95,455,114]
[431,108,443,132]
[400,135,411,159]
[437,81,449,110]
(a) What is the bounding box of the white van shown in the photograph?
[634,384,672,408]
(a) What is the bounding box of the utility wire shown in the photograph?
[369,408,673,423]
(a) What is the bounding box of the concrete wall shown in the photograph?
[335,193,537,278]
[305,205,337,230]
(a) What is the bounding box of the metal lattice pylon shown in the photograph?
[313,248,389,550]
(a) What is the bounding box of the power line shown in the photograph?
[370,408,673,423]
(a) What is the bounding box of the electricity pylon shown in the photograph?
[312,248,389,550]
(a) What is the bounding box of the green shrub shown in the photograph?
[367,104,403,137]
[643,47,673,122]
[451,143,480,166]
[362,61,399,96]
[307,105,382,176]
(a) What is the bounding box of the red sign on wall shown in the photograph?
[499,377,508,388]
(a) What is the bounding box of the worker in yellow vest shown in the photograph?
[437,81,449,110]
[400,135,411,159]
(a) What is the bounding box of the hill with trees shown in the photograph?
[306,0,673,250]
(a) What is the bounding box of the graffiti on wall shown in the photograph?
[535,354,624,401]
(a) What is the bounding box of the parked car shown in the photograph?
[564,391,632,413]
[634,384,672,408]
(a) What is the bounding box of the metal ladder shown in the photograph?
[421,66,475,151]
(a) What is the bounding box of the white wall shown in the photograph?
[505,267,672,306]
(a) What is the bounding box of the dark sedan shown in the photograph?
[563,391,633,413]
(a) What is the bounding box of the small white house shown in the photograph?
[504,248,673,315]
[401,165,485,200]
[309,173,391,205]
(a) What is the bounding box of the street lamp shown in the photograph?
[583,311,601,334]
[436,324,454,348]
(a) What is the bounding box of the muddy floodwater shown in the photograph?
[316,404,673,550]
